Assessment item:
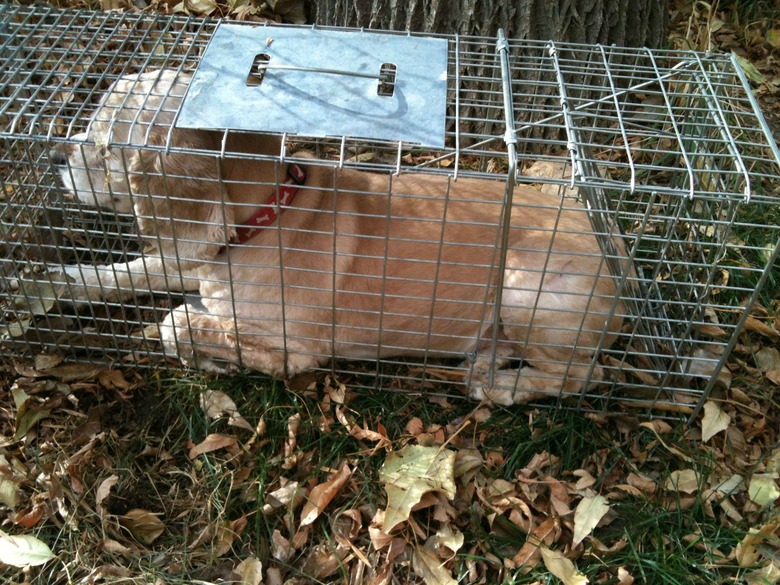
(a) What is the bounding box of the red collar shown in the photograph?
[231,163,305,246]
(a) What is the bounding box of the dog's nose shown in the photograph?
[49,146,68,167]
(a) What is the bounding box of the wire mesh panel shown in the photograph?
[1,5,779,418]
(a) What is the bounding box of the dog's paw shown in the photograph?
[43,265,97,308]
[3,266,89,313]
[467,376,535,406]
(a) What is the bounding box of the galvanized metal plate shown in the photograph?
[177,23,448,147]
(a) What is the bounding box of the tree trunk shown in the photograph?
[309,0,669,49]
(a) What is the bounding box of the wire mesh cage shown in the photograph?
[1,5,779,418]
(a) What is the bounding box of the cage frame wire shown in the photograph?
[1,4,779,420]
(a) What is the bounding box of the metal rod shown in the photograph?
[489,28,518,388]
[256,63,388,81]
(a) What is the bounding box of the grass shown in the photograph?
[2,352,779,584]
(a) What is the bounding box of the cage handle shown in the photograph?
[248,56,397,96]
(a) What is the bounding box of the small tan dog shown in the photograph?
[50,69,628,404]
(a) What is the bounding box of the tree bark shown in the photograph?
[309,0,669,49]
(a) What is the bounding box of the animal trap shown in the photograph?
[0,5,779,419]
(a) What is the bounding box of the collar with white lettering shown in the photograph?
[231,163,305,246]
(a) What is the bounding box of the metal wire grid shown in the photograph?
[0,5,778,417]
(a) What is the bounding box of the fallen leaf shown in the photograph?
[174,0,218,15]
[508,516,560,569]
[96,474,119,516]
[300,463,353,526]
[747,474,780,507]
[745,562,780,585]
[101,538,132,556]
[34,354,63,370]
[0,529,54,567]
[744,316,779,340]
[617,567,634,585]
[701,401,730,442]
[733,53,765,84]
[454,448,483,483]
[188,434,238,459]
[379,445,456,533]
[767,29,780,48]
[696,323,727,337]
[233,557,263,585]
[755,347,780,373]
[202,390,253,432]
[263,480,305,515]
[213,516,247,557]
[429,523,464,555]
[119,509,165,545]
[572,495,610,546]
[540,547,588,585]
[665,470,700,494]
[412,545,457,585]
[2,385,51,447]
[736,518,780,567]
[270,529,293,562]
[0,477,18,510]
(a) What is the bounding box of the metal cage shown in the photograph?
[1,5,779,418]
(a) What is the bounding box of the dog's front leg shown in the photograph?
[50,256,200,305]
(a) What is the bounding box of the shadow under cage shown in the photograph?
[1,5,779,419]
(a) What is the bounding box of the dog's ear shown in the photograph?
[128,129,235,265]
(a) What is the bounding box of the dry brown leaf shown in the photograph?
[547,476,573,517]
[747,474,780,508]
[380,445,456,533]
[736,518,780,567]
[283,413,301,469]
[270,530,293,562]
[262,480,305,515]
[701,401,731,443]
[454,448,483,483]
[540,547,588,585]
[301,543,351,579]
[744,316,779,340]
[0,530,54,568]
[97,369,133,391]
[118,509,165,545]
[188,433,238,459]
[412,545,457,585]
[101,538,132,556]
[755,347,780,373]
[767,29,780,48]
[617,566,635,585]
[406,417,425,436]
[232,557,263,585]
[368,510,394,551]
[696,323,727,337]
[664,470,700,494]
[573,470,597,490]
[202,389,253,432]
[300,462,353,526]
[427,523,464,556]
[350,420,392,452]
[213,516,247,557]
[507,517,560,570]
[745,563,780,585]
[572,495,610,546]
[95,474,119,516]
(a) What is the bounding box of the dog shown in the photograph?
[48,69,630,404]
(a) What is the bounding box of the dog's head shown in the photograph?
[50,69,233,262]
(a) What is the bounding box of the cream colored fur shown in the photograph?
[51,69,629,404]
